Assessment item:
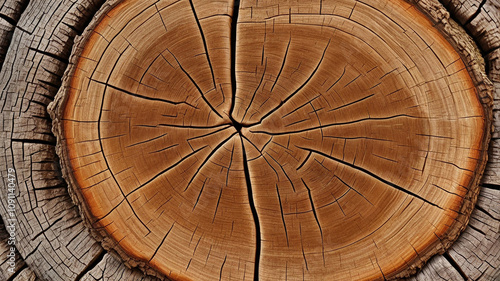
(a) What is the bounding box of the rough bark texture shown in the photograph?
[0,0,150,280]
[0,0,498,280]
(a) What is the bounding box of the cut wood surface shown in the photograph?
[0,0,499,280]
[48,0,492,280]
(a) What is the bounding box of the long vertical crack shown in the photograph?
[228,0,240,122]
[240,137,261,281]
[230,1,261,279]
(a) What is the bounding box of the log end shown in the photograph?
[49,0,494,280]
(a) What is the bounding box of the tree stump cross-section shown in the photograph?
[48,0,493,280]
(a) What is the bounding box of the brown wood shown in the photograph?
[46,0,493,280]
[0,0,498,280]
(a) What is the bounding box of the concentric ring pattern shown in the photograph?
[51,0,490,280]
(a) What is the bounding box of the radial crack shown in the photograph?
[184,132,238,191]
[242,58,268,121]
[295,146,442,209]
[228,0,240,120]
[92,79,197,108]
[251,114,417,136]
[275,184,290,247]
[240,137,261,281]
[270,37,291,93]
[188,0,216,88]
[149,223,176,262]
[163,49,223,118]
[250,39,331,126]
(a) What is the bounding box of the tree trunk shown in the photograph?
[0,0,499,280]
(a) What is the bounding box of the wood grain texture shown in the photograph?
[0,0,151,280]
[482,48,500,185]
[408,254,466,281]
[0,0,27,69]
[0,0,498,280]
[448,187,500,280]
[440,0,499,53]
[429,1,500,280]
[49,0,492,280]
[79,253,161,281]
